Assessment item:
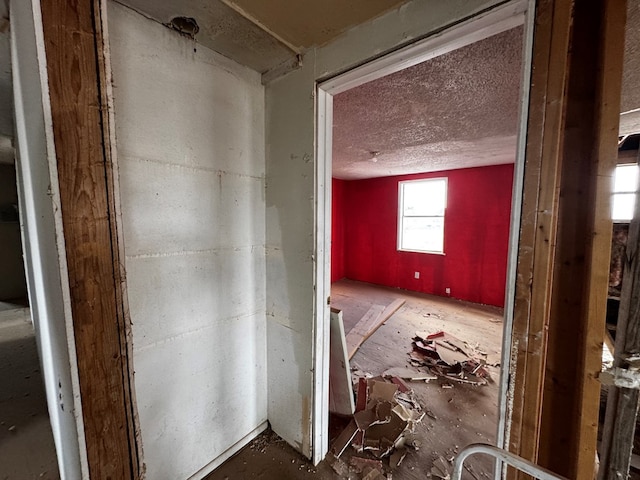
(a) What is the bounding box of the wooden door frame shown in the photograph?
[314,0,533,468]
[508,0,627,478]
[37,0,142,478]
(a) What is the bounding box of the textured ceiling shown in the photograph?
[621,0,640,114]
[332,27,524,180]
[222,0,408,50]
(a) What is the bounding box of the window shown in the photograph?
[612,164,639,222]
[398,178,447,253]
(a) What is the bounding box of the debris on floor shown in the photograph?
[408,331,494,386]
[329,376,425,478]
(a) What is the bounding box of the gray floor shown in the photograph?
[0,305,59,480]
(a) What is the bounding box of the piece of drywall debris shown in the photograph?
[389,447,407,469]
[383,367,437,381]
[387,376,412,393]
[368,379,398,404]
[330,420,359,457]
[326,452,350,476]
[356,377,369,412]
[409,330,494,385]
[350,456,384,473]
[431,455,451,479]
[362,467,387,480]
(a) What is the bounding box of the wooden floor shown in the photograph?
[209,280,504,479]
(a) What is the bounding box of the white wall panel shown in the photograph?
[108,3,267,479]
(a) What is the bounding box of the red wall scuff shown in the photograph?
[333,164,514,307]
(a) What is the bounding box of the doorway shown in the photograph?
[313,0,535,476]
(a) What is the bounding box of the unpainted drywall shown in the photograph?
[265,0,505,458]
[11,0,86,477]
[223,0,408,50]
[0,164,28,302]
[108,3,267,479]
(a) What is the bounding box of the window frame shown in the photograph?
[397,177,447,254]
[612,163,639,223]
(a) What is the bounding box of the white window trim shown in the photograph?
[612,163,638,223]
[397,178,447,254]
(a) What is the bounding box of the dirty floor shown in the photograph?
[0,303,59,480]
[208,280,503,480]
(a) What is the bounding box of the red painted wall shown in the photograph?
[331,178,347,282]
[334,164,514,307]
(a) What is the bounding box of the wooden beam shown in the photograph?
[509,0,626,478]
[508,0,573,473]
[574,1,626,477]
[39,0,140,478]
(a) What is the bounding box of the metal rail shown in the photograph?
[452,443,569,480]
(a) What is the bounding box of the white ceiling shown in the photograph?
[332,27,523,180]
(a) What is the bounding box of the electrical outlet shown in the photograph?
[445,287,451,295]
[414,272,420,279]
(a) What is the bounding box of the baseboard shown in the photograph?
[187,420,269,480]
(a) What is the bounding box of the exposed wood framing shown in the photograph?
[599,149,640,479]
[508,0,573,473]
[39,0,140,478]
[509,0,626,478]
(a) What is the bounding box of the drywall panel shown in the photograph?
[265,0,504,459]
[108,3,267,479]
[10,0,86,477]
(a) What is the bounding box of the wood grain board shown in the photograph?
[39,1,139,477]
[346,299,405,359]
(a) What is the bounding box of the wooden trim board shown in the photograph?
[329,309,355,415]
[39,0,139,477]
[346,299,406,359]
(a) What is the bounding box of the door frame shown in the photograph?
[312,0,535,469]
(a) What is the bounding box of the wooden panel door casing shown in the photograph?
[39,0,141,478]
[508,0,626,478]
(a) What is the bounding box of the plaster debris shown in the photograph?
[409,331,493,386]
[329,377,425,478]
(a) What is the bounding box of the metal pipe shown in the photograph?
[452,443,569,480]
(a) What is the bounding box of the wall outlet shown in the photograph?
[445,287,451,295]
[414,272,420,279]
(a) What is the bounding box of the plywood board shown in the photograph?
[346,299,405,359]
[329,309,355,415]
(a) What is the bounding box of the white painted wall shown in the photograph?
[11,0,87,477]
[107,3,267,479]
[264,0,505,460]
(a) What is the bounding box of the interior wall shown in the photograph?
[108,4,267,479]
[265,0,504,457]
[0,164,28,302]
[334,164,513,307]
[331,178,347,282]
